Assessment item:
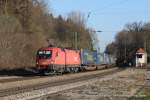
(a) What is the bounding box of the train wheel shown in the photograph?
[43,71,51,76]
[43,70,56,76]
[70,67,75,73]
[65,67,71,73]
[38,70,44,76]
[96,66,98,70]
[79,67,85,72]
[74,67,79,73]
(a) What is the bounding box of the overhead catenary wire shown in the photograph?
[86,0,130,25]
[87,0,149,16]
[87,0,130,15]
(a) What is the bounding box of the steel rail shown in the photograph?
[0,68,123,97]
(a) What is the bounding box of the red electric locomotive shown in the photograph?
[36,47,81,75]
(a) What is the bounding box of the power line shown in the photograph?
[98,0,129,12]
[96,11,148,15]
[101,31,119,32]
[88,0,129,15]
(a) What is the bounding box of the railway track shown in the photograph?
[0,65,111,84]
[0,76,42,83]
[0,68,123,98]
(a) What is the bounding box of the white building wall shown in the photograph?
[136,53,147,67]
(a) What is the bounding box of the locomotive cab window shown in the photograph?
[37,50,52,59]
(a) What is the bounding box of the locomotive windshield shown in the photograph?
[37,50,52,59]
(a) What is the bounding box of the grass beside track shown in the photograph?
[132,86,150,100]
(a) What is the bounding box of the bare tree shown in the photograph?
[67,11,86,28]
[109,22,150,66]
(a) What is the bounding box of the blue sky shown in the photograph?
[47,0,150,52]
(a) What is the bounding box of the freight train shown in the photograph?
[36,46,115,75]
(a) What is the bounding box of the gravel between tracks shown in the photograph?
[0,68,119,99]
[0,68,121,100]
[49,68,150,100]
[0,68,117,91]
[1,68,149,100]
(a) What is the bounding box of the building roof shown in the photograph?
[136,48,145,53]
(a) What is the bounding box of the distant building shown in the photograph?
[136,48,147,67]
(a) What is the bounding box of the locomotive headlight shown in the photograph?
[50,61,54,64]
